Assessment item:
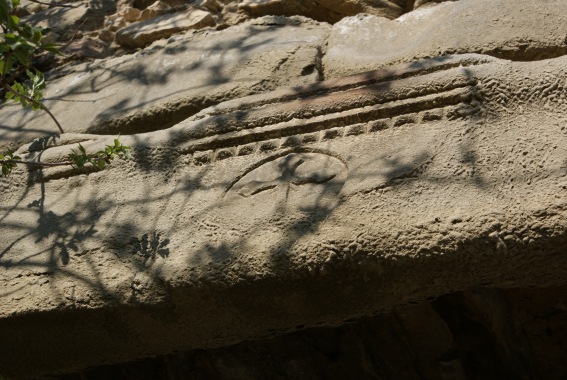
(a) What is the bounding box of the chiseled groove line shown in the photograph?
[203,56,490,118]
[184,79,475,142]
[180,86,474,154]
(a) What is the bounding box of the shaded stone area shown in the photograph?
[58,284,567,380]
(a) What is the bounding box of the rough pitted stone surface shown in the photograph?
[324,0,567,77]
[118,6,142,22]
[3,53,567,377]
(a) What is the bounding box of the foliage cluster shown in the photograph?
[0,0,131,177]
[69,139,132,171]
[0,0,60,127]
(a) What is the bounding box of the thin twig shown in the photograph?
[27,0,77,9]
[3,84,64,134]
[2,159,72,167]
[59,18,87,49]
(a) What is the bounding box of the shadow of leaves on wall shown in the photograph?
[129,232,170,267]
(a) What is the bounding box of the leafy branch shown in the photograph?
[27,0,77,9]
[1,0,62,131]
[1,0,132,178]
[0,139,132,176]
[3,68,63,132]
[68,139,132,170]
[0,149,20,176]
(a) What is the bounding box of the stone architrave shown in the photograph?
[2,54,567,377]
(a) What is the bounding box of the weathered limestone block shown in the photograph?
[138,0,174,21]
[22,0,117,37]
[324,0,567,77]
[0,16,329,150]
[117,6,142,22]
[98,28,115,42]
[239,0,412,23]
[197,0,223,13]
[2,54,567,377]
[116,9,215,48]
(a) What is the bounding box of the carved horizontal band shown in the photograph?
[189,84,473,149]
[174,56,490,165]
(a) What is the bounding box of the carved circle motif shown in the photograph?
[226,149,347,206]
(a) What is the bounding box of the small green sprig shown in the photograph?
[5,69,45,109]
[0,149,21,176]
[0,139,132,177]
[1,0,64,133]
[68,139,132,170]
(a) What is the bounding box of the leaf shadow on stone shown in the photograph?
[129,232,171,266]
[0,58,487,320]
[0,169,103,300]
[47,26,280,136]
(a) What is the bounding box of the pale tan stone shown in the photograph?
[116,9,215,48]
[197,0,223,13]
[324,0,567,78]
[119,6,141,22]
[4,0,567,377]
[98,29,115,43]
[106,15,128,32]
[138,0,174,21]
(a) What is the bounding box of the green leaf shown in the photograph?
[2,165,9,176]
[31,27,42,43]
[12,48,30,67]
[40,43,61,55]
[0,1,11,28]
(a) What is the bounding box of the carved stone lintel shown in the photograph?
[2,54,567,377]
